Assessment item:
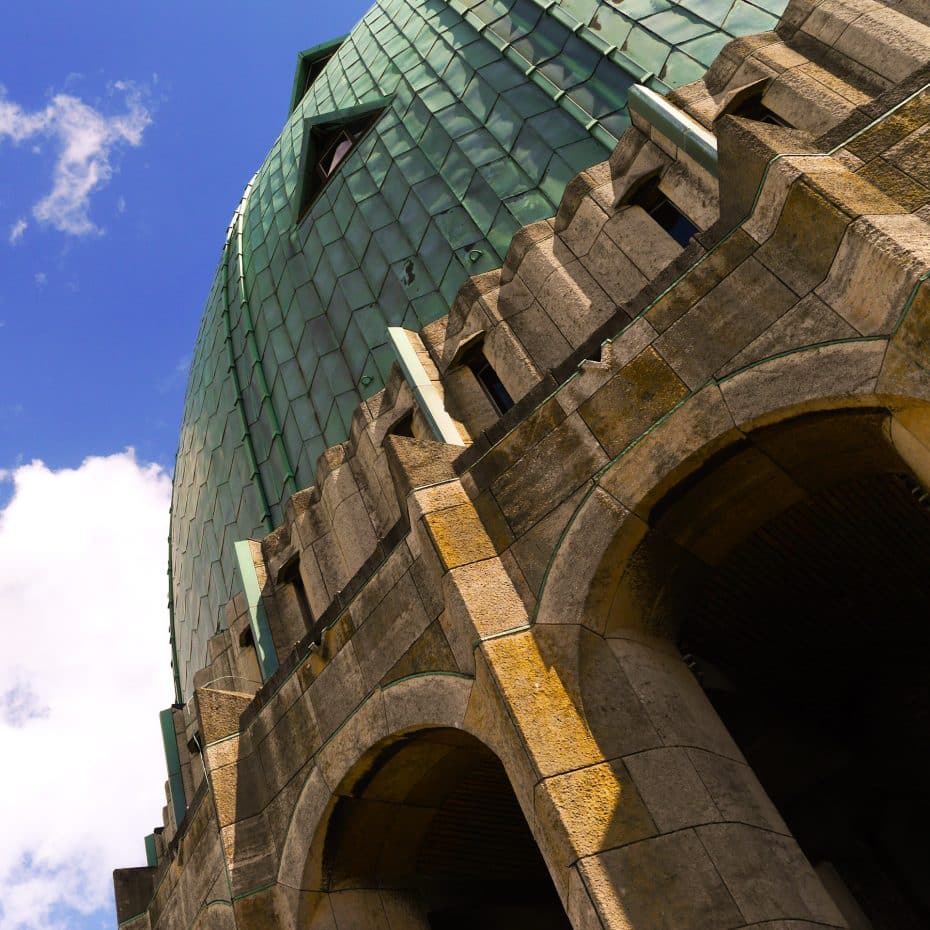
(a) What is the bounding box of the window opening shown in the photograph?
[729,92,790,127]
[458,340,514,416]
[277,555,314,629]
[388,410,415,438]
[297,106,385,222]
[627,175,697,248]
[301,53,334,100]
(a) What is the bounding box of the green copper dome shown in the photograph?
[169,0,789,699]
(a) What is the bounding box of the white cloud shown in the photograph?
[0,451,173,930]
[8,218,27,244]
[0,83,151,236]
[33,272,46,287]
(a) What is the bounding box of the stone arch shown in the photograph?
[537,339,930,637]
[275,673,569,930]
[535,340,930,928]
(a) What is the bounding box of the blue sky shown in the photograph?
[0,3,371,929]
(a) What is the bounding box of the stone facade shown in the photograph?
[116,1,930,928]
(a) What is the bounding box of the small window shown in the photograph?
[295,103,387,223]
[388,410,415,438]
[729,92,790,128]
[277,555,314,630]
[626,175,697,248]
[301,53,335,100]
[288,38,345,114]
[457,339,514,416]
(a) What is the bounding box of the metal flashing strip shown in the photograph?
[628,84,718,176]
[234,540,280,680]
[387,327,466,446]
[144,833,158,868]
[159,708,187,831]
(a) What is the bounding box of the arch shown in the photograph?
[277,673,475,895]
[536,339,930,636]
[535,341,930,928]
[275,673,571,930]
[271,671,569,930]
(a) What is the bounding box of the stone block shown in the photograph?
[462,650,538,818]
[509,299,575,372]
[816,213,930,335]
[719,340,885,429]
[719,292,857,375]
[578,347,690,458]
[698,822,846,925]
[379,619,459,684]
[858,156,930,211]
[309,641,368,744]
[316,690,388,792]
[756,181,853,295]
[536,258,614,347]
[491,413,607,537]
[442,556,529,642]
[580,232,649,307]
[625,746,719,834]
[480,628,604,779]
[257,691,321,797]
[354,573,432,691]
[687,748,789,834]
[578,830,744,929]
[382,672,472,735]
[604,206,683,280]
[609,637,743,760]
[566,866,605,930]
[469,395,566,491]
[535,759,656,875]
[598,383,739,519]
[558,195,610,258]
[423,501,498,570]
[655,257,798,388]
[509,483,587,596]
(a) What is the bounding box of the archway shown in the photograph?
[618,408,930,929]
[306,728,570,930]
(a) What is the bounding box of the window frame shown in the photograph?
[293,97,391,226]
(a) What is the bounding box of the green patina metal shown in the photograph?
[144,833,158,868]
[234,540,280,681]
[169,0,789,698]
[159,708,186,830]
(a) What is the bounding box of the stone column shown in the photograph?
[474,622,849,930]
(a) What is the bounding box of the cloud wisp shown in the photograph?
[7,218,27,244]
[0,451,173,930]
[0,83,151,237]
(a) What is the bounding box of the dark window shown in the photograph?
[729,92,790,127]
[277,555,314,629]
[388,410,415,438]
[301,53,334,100]
[627,175,697,248]
[459,341,514,416]
[297,108,384,221]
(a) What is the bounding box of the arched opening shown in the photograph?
[631,409,930,929]
[308,728,570,930]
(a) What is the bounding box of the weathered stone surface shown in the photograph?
[578,348,690,458]
[579,831,744,929]
[654,257,797,388]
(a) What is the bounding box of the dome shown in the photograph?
[168,0,790,699]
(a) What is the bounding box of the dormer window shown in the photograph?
[626,174,697,248]
[295,99,389,223]
[289,37,345,114]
